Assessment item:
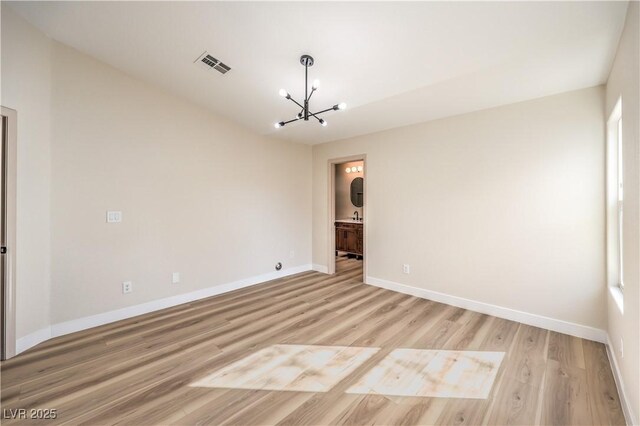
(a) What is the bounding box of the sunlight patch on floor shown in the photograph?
[190,344,379,392]
[346,349,505,399]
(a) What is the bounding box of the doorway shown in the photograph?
[1,107,17,360]
[328,155,366,281]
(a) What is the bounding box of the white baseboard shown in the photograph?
[16,326,52,355]
[606,336,637,426]
[365,276,608,343]
[312,263,329,274]
[15,264,312,355]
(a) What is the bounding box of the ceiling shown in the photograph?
[8,1,628,145]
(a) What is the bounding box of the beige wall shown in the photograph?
[2,9,312,333]
[1,8,52,338]
[313,86,607,330]
[605,1,639,422]
[335,161,364,221]
[49,42,312,324]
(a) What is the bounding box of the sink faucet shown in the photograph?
[353,211,359,221]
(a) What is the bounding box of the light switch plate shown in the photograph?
[172,272,180,284]
[107,211,122,223]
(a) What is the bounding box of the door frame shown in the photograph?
[1,107,17,360]
[327,154,367,278]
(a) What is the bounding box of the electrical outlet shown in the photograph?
[172,272,180,284]
[289,250,295,259]
[403,264,410,274]
[122,281,132,294]
[620,337,624,358]
[106,211,122,223]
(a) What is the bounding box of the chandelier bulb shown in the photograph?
[279,89,288,98]
[312,79,320,89]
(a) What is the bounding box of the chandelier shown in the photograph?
[274,55,346,129]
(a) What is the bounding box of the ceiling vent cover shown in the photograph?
[194,51,231,74]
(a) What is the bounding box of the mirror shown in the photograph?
[350,177,364,207]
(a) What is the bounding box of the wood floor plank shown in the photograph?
[548,331,586,370]
[222,391,317,426]
[502,325,549,388]
[541,360,592,426]
[373,397,448,426]
[478,317,520,352]
[173,389,268,426]
[582,339,626,426]
[331,394,391,425]
[443,312,491,350]
[0,257,625,426]
[436,398,490,426]
[485,376,539,425]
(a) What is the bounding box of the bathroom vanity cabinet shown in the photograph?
[335,221,363,256]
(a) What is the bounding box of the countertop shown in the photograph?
[335,219,364,224]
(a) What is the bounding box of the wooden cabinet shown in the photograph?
[335,222,363,256]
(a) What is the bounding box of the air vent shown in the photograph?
[213,62,231,74]
[194,51,231,74]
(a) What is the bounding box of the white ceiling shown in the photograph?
[8,1,628,145]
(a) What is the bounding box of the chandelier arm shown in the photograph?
[309,109,337,127]
[283,117,302,125]
[307,112,323,124]
[307,87,316,102]
[286,96,305,110]
[311,106,337,115]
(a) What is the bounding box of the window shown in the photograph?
[607,97,624,310]
[616,115,624,291]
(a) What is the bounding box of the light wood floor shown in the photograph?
[1,257,625,425]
